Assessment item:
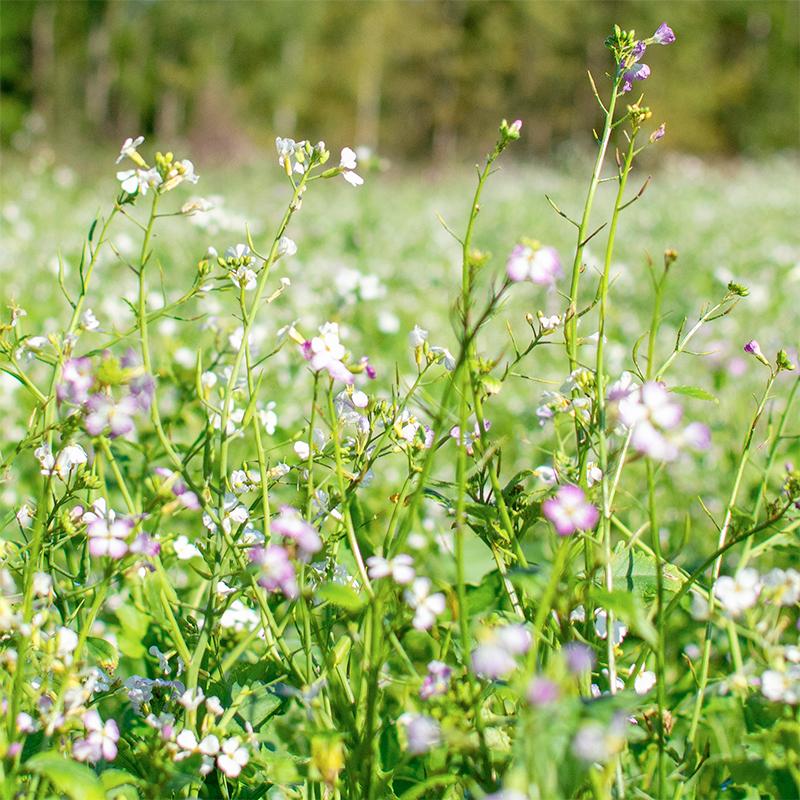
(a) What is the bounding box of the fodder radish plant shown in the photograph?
[1,22,798,800]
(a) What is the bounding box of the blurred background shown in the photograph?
[1,0,798,165]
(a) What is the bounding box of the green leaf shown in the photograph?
[610,543,682,602]
[466,570,503,614]
[26,752,105,800]
[99,769,140,799]
[235,682,282,729]
[316,582,366,613]
[86,637,119,671]
[670,385,718,403]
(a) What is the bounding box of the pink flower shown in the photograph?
[249,544,298,598]
[651,23,676,45]
[73,710,119,763]
[542,484,599,536]
[506,244,562,286]
[87,516,133,559]
[271,506,322,558]
[419,660,452,700]
[58,357,94,405]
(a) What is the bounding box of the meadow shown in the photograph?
[0,23,799,800]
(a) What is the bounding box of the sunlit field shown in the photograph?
[1,20,799,800]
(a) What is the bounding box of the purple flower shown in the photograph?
[130,532,160,557]
[73,710,119,763]
[85,393,139,438]
[419,660,452,700]
[621,63,651,94]
[506,244,562,286]
[471,624,531,679]
[649,123,666,143]
[271,506,322,558]
[399,714,440,755]
[87,515,133,559]
[542,484,599,536]
[744,339,762,356]
[58,357,94,405]
[249,544,298,598]
[652,23,676,45]
[564,642,595,675]
[527,676,560,706]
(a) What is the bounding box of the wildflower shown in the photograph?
[594,609,628,645]
[449,419,490,456]
[367,554,416,585]
[87,515,133,559]
[761,666,800,704]
[276,236,297,258]
[744,339,771,367]
[73,710,119,763]
[649,123,666,144]
[572,716,626,763]
[761,568,800,606]
[172,535,202,561]
[206,696,224,716]
[56,627,79,660]
[161,159,199,192]
[409,325,428,348]
[506,243,562,286]
[32,572,53,597]
[536,311,562,332]
[85,393,140,438]
[399,714,440,755]
[620,62,650,94]
[181,197,213,215]
[532,465,557,485]
[404,577,446,630]
[116,136,145,164]
[527,676,560,706]
[339,147,364,186]
[419,660,452,699]
[633,669,657,695]
[271,506,322,558]
[217,736,249,778]
[564,642,596,675]
[16,504,34,528]
[542,484,599,536]
[175,730,219,775]
[249,544,298,598]
[178,688,205,711]
[230,266,257,290]
[117,167,162,195]
[714,569,761,616]
[651,23,676,45]
[471,624,531,679]
[301,322,354,384]
[429,345,456,371]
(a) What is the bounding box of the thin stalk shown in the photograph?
[685,371,776,752]
[565,78,620,371]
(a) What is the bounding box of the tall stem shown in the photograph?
[565,79,620,371]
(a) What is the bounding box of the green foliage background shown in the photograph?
[1,0,798,161]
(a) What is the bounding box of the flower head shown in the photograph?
[651,23,676,45]
[506,244,562,286]
[542,484,599,536]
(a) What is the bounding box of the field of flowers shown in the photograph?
[0,23,799,800]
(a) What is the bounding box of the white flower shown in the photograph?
[56,627,79,659]
[714,569,761,616]
[16,504,34,528]
[594,609,628,645]
[532,465,557,485]
[276,236,297,258]
[404,577,446,630]
[173,535,202,561]
[178,687,205,711]
[217,736,249,778]
[32,572,52,597]
[399,713,440,754]
[294,441,310,460]
[429,346,456,371]
[48,444,88,481]
[205,696,224,716]
[761,666,800,704]
[409,325,429,348]
[633,669,657,695]
[230,266,257,290]
[81,309,100,331]
[367,554,416,585]
[116,136,144,164]
[339,147,364,186]
[117,167,161,195]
